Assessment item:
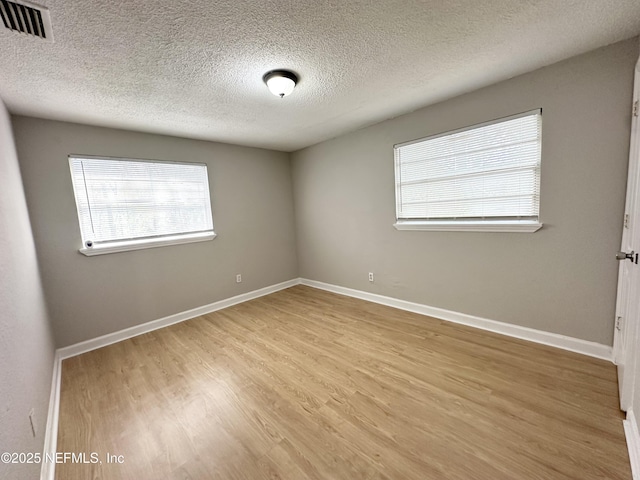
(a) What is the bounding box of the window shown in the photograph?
[69,155,215,256]
[393,110,542,232]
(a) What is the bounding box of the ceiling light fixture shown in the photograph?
[263,70,298,98]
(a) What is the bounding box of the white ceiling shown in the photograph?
[1,1,639,152]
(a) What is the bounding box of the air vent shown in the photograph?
[0,0,52,41]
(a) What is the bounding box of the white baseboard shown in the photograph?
[625,410,640,480]
[57,278,301,360]
[299,278,613,362]
[40,351,61,480]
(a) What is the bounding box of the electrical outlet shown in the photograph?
[368,272,374,282]
[29,409,36,438]
[236,274,242,283]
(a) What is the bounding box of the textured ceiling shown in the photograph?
[1,1,640,152]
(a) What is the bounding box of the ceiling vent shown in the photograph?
[0,0,52,41]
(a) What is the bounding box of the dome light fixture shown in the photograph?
[263,70,298,98]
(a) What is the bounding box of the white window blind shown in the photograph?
[69,156,214,254]
[394,110,541,229]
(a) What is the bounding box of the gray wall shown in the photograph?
[292,38,638,345]
[8,39,637,353]
[0,101,55,479]
[13,117,298,347]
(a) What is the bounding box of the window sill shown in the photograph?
[393,220,543,233]
[79,231,216,256]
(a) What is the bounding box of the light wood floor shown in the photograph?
[57,285,630,479]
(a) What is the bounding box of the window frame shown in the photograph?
[68,154,216,256]
[393,109,543,233]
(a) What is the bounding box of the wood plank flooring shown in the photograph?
[56,285,630,479]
